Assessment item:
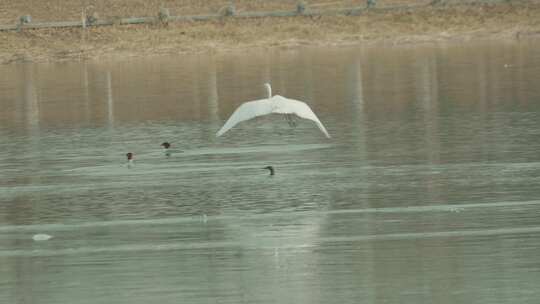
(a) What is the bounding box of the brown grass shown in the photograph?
[1,1,540,64]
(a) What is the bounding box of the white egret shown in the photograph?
[216,83,331,138]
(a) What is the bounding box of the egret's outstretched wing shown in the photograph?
[216,99,273,137]
[271,95,331,138]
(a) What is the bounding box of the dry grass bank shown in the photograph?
[1,1,540,64]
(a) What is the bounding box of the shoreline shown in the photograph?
[1,3,540,65]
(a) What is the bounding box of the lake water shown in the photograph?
[1,39,540,303]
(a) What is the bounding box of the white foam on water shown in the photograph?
[0,200,539,233]
[32,234,53,241]
[2,225,540,258]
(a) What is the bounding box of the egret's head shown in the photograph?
[263,166,275,175]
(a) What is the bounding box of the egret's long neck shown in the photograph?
[264,83,272,99]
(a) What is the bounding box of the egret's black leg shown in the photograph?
[286,114,297,127]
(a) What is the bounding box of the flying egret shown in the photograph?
[216,83,330,138]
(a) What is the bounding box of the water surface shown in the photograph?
[1,39,540,303]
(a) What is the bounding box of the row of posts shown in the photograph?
[157,0,379,23]
[15,0,380,30]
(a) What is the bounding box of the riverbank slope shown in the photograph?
[1,1,540,64]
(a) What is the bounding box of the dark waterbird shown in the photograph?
[126,152,134,168]
[161,142,172,157]
[263,166,275,176]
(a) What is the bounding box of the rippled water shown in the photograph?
[1,39,540,303]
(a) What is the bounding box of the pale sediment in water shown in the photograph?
[1,2,540,64]
[31,233,53,241]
